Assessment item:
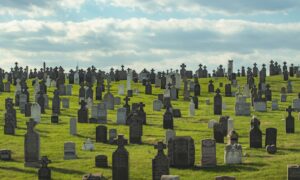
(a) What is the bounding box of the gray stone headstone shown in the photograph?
[201,139,216,167]
[224,144,242,164]
[62,98,70,109]
[24,119,40,167]
[117,108,127,125]
[70,118,77,135]
[153,100,163,111]
[288,165,300,180]
[64,142,77,160]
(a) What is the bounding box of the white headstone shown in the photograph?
[82,138,94,151]
[189,99,195,116]
[208,119,217,129]
[31,103,41,123]
[227,119,234,135]
[153,100,163,111]
[165,129,176,145]
[118,84,125,95]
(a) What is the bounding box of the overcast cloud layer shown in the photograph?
[0,0,299,71]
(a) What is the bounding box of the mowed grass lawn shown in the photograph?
[0,75,300,180]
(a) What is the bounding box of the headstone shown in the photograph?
[235,96,251,116]
[62,98,70,109]
[153,100,163,111]
[163,107,173,129]
[24,119,40,167]
[215,176,236,180]
[165,129,176,145]
[118,84,125,95]
[112,135,129,180]
[292,98,300,112]
[288,165,300,180]
[95,155,108,168]
[64,142,77,160]
[152,142,169,180]
[0,150,11,161]
[253,101,267,112]
[250,117,262,148]
[31,103,41,123]
[70,118,77,135]
[208,120,217,129]
[168,136,195,168]
[109,129,117,144]
[213,123,224,143]
[82,138,95,151]
[117,108,127,125]
[78,100,88,123]
[271,99,279,111]
[38,156,51,180]
[96,125,107,143]
[214,89,222,115]
[129,113,143,144]
[286,106,295,133]
[161,175,180,180]
[189,99,195,117]
[224,144,242,164]
[201,139,216,167]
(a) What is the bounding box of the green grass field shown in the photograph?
[0,75,300,180]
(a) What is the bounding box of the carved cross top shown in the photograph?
[154,141,166,152]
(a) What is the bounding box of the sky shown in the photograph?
[0,0,300,72]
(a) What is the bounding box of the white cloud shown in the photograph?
[0,18,300,71]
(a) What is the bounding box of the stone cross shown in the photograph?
[116,135,127,148]
[154,141,166,154]
[167,83,172,89]
[121,65,124,71]
[216,88,221,95]
[139,102,145,111]
[286,106,294,117]
[180,63,186,69]
[39,156,51,168]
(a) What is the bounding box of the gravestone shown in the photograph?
[214,89,222,115]
[288,165,300,180]
[201,139,216,167]
[208,120,217,129]
[62,98,70,109]
[224,143,242,164]
[109,129,117,144]
[51,113,59,123]
[152,142,169,180]
[24,119,40,167]
[114,97,121,105]
[271,99,279,111]
[117,108,127,125]
[172,109,182,118]
[112,135,129,180]
[213,123,224,143]
[280,87,287,102]
[38,156,51,180]
[95,155,108,168]
[129,113,143,144]
[265,128,277,147]
[250,117,262,148]
[235,96,251,116]
[253,101,267,112]
[82,138,95,151]
[189,99,195,116]
[165,129,176,145]
[168,136,195,168]
[65,84,72,95]
[78,100,88,123]
[118,84,125,95]
[286,106,295,133]
[31,103,41,123]
[163,107,173,129]
[103,84,114,110]
[0,150,11,161]
[96,125,107,143]
[292,98,300,112]
[225,84,232,97]
[266,145,277,154]
[70,118,77,135]
[161,175,180,180]
[64,142,77,160]
[153,100,163,111]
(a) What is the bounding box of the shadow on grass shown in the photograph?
[0,166,36,174]
[51,167,86,175]
[189,162,267,172]
[278,147,300,153]
[75,134,93,139]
